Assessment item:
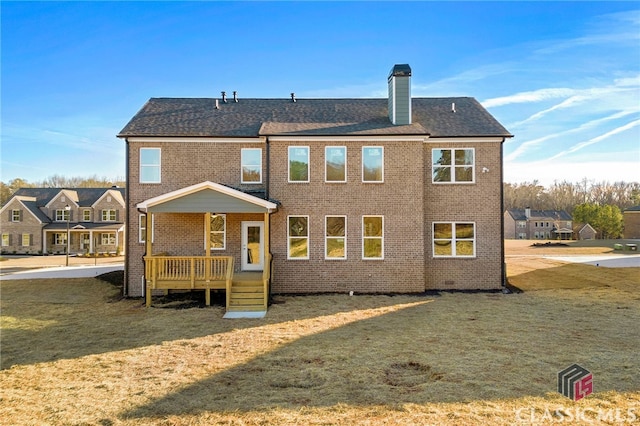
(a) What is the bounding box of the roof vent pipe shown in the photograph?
[233,91,238,102]
[215,99,219,110]
[291,93,296,102]
[452,102,456,113]
[221,91,227,103]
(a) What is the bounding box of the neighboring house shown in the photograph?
[118,64,512,312]
[504,208,573,240]
[623,205,640,239]
[574,223,597,240]
[0,187,125,255]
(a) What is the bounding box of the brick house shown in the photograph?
[504,208,573,240]
[118,64,512,312]
[623,205,640,238]
[0,187,125,255]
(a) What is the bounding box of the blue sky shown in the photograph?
[2,1,639,187]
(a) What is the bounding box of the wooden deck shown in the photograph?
[144,255,270,312]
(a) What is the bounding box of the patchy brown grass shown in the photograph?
[1,246,639,425]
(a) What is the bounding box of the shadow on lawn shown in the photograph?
[121,283,640,420]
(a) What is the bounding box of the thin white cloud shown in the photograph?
[548,119,640,160]
[482,88,578,108]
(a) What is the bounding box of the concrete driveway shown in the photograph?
[0,255,124,280]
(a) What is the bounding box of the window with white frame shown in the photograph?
[82,209,91,221]
[21,234,31,247]
[209,214,226,250]
[288,146,309,182]
[1,234,9,246]
[139,214,154,243]
[54,233,67,245]
[325,146,346,182]
[102,209,116,221]
[241,148,262,183]
[362,147,384,182]
[433,222,475,257]
[101,233,116,245]
[11,210,21,222]
[517,221,526,228]
[432,148,475,183]
[362,216,384,259]
[140,148,161,183]
[55,209,70,221]
[325,216,346,259]
[287,216,309,259]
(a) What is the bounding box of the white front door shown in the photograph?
[241,221,264,271]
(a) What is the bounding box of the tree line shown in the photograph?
[504,179,640,239]
[0,175,126,206]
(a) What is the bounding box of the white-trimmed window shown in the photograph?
[241,148,262,183]
[517,221,526,228]
[54,233,67,245]
[325,146,346,182]
[21,234,31,247]
[209,214,226,250]
[433,222,475,257]
[325,215,346,259]
[101,233,116,245]
[11,210,21,222]
[288,146,310,182]
[287,216,309,259]
[362,216,384,259]
[82,209,91,221]
[362,147,384,183]
[1,234,9,246]
[140,148,161,183]
[139,214,154,243]
[55,209,70,222]
[432,148,475,183]
[102,209,116,221]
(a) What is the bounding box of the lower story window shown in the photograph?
[288,216,309,259]
[362,216,383,259]
[325,216,346,259]
[1,234,9,246]
[433,222,475,257]
[22,234,31,247]
[209,214,226,250]
[54,233,67,245]
[101,233,116,245]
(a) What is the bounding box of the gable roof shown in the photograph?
[118,97,512,139]
[13,187,125,207]
[506,209,572,221]
[0,196,49,224]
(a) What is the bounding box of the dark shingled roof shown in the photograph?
[118,97,512,138]
[13,187,125,207]
[507,209,572,221]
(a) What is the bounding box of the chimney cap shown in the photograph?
[389,64,412,78]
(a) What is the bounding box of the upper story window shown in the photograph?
[209,214,226,250]
[241,148,262,184]
[140,148,161,183]
[362,147,384,183]
[433,222,475,257]
[82,209,91,222]
[102,209,116,221]
[288,216,309,259]
[325,146,346,182]
[517,221,526,228]
[432,148,475,183]
[325,215,346,259]
[11,210,21,222]
[55,209,70,222]
[288,146,309,182]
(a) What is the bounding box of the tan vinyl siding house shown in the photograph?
[118,64,512,312]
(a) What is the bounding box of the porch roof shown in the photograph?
[137,181,279,214]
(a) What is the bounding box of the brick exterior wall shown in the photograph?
[424,141,504,290]
[624,211,640,239]
[1,199,42,254]
[125,138,505,296]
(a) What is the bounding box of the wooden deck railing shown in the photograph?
[144,256,234,307]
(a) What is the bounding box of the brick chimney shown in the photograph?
[388,64,412,125]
